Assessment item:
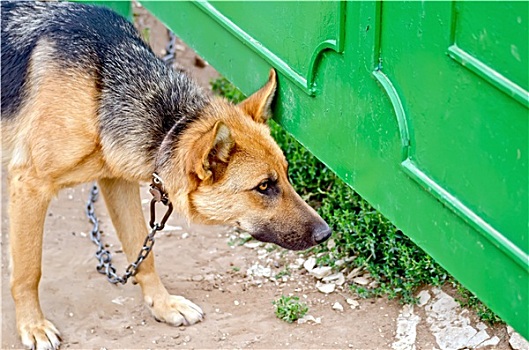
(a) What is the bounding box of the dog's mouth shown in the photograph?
[244,224,318,251]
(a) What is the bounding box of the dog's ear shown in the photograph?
[191,121,234,182]
[239,68,277,124]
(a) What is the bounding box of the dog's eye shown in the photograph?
[256,180,270,194]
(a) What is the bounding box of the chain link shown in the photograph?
[85,178,172,285]
[85,31,177,284]
[162,31,177,67]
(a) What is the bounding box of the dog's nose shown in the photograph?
[313,224,332,244]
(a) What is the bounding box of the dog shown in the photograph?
[1,2,331,349]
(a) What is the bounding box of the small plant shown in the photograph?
[273,296,308,323]
[210,77,245,103]
[275,267,291,279]
[227,231,253,247]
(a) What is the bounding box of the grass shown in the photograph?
[273,296,309,323]
[211,76,501,322]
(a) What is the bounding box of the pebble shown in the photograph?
[191,275,204,282]
[416,289,431,307]
[309,266,332,279]
[352,276,369,286]
[303,257,317,272]
[507,326,529,350]
[234,300,240,306]
[322,272,345,286]
[332,302,344,311]
[423,288,502,350]
[111,296,133,306]
[244,242,262,249]
[346,298,360,309]
[181,232,190,239]
[297,315,322,324]
[289,257,306,270]
[392,305,420,350]
[163,224,182,231]
[347,266,363,279]
[246,262,271,278]
[478,336,500,347]
[316,282,335,294]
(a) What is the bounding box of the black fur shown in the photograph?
[1,1,208,164]
[1,2,31,119]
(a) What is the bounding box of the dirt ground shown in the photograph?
[1,4,513,350]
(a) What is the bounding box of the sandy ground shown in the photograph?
[1,4,515,350]
[1,182,412,349]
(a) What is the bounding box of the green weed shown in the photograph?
[273,296,308,323]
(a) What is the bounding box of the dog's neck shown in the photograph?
[150,96,215,220]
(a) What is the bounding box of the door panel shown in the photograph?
[136,1,528,337]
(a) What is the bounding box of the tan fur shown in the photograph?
[4,61,328,349]
[4,40,109,348]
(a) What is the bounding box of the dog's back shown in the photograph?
[1,1,207,180]
[1,1,139,119]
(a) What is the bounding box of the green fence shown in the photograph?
[95,1,528,338]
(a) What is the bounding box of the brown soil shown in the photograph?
[1,182,405,349]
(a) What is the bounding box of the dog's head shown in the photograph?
[172,69,331,250]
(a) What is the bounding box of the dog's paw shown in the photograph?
[145,294,204,326]
[19,319,61,350]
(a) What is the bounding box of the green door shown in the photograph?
[111,1,526,337]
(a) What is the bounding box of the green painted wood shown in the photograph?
[134,1,527,337]
[74,0,131,18]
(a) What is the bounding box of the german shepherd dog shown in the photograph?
[1,2,331,349]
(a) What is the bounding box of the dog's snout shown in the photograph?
[313,224,332,244]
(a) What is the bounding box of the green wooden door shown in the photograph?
[105,1,527,337]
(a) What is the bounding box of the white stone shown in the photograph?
[297,315,322,324]
[246,262,271,278]
[423,289,498,350]
[466,329,490,348]
[332,302,344,311]
[476,322,488,331]
[347,266,363,279]
[346,298,360,309]
[434,325,477,350]
[316,282,335,294]
[478,336,500,348]
[111,296,133,306]
[244,241,262,249]
[417,290,431,307]
[303,257,316,272]
[162,224,182,231]
[352,276,369,286]
[392,304,420,350]
[508,326,529,350]
[322,272,345,286]
[309,266,332,279]
[289,258,305,269]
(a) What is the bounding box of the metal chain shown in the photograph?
[85,30,177,283]
[85,176,172,285]
[162,30,177,67]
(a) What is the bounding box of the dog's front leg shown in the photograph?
[98,178,204,326]
[8,172,61,350]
